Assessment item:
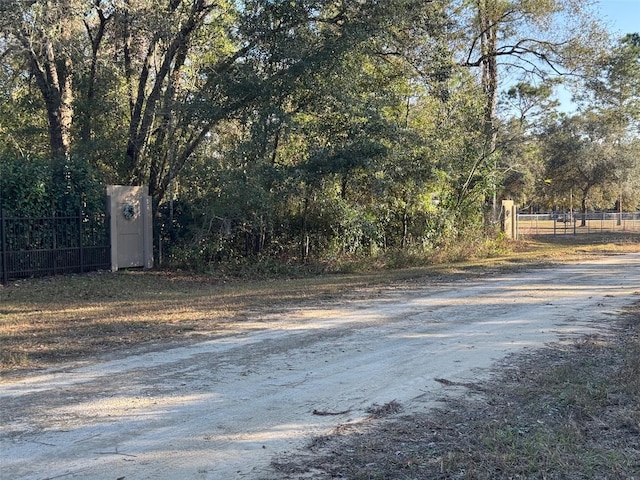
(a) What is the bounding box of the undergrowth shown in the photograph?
[163,234,520,277]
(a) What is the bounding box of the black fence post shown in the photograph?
[52,214,57,276]
[78,210,84,273]
[1,209,7,286]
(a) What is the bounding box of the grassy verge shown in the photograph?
[270,306,640,479]
[1,234,639,374]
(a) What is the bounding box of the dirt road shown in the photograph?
[2,254,640,480]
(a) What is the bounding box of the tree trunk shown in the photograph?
[478,0,499,220]
[401,210,408,250]
[458,0,501,222]
[28,40,74,160]
[125,0,213,191]
[80,7,111,143]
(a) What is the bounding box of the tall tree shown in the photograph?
[542,111,636,222]
[583,33,640,129]
[0,0,86,160]
[1,0,440,210]
[498,81,559,208]
[452,0,608,215]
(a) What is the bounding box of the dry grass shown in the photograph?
[0,270,386,373]
[1,233,639,376]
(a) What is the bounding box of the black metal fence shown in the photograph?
[0,210,110,284]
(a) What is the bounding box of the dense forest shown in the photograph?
[1,0,639,271]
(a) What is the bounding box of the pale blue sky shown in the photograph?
[596,0,640,37]
[538,1,639,112]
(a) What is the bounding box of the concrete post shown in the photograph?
[502,200,517,239]
[107,185,153,271]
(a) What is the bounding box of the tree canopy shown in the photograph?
[0,0,637,268]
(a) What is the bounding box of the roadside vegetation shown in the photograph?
[2,2,640,275]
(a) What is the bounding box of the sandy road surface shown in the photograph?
[2,254,640,480]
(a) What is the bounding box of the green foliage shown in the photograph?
[0,0,628,271]
[584,33,640,127]
[0,155,105,217]
[0,73,49,158]
[539,111,638,215]
[0,156,50,215]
